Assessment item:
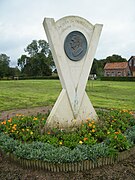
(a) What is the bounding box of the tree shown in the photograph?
[7,67,21,79]
[0,54,10,78]
[105,54,127,63]
[90,58,98,74]
[18,40,54,77]
[91,58,104,77]
[18,55,28,70]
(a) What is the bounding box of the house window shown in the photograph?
[118,72,122,76]
[128,71,131,76]
[134,60,135,66]
[106,72,110,76]
[111,72,114,76]
[129,60,132,66]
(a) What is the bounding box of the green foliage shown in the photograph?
[125,126,135,144]
[0,133,20,153]
[105,54,127,63]
[0,54,10,78]
[1,109,135,150]
[105,133,131,151]
[1,113,47,142]
[18,40,54,77]
[0,133,118,163]
[18,75,59,80]
[0,109,135,163]
[101,76,135,81]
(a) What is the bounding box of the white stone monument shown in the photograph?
[43,16,103,129]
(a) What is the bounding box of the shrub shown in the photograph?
[100,76,135,81]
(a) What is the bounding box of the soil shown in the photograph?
[0,106,135,180]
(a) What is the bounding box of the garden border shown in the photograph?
[1,146,135,172]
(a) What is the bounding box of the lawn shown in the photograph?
[86,80,135,110]
[0,79,134,111]
[0,80,61,111]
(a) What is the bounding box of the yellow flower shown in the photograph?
[12,126,16,130]
[30,131,33,135]
[92,125,96,128]
[8,118,12,123]
[13,124,17,127]
[22,129,24,132]
[122,109,128,113]
[92,129,95,133]
[16,114,23,117]
[47,132,51,134]
[114,131,119,135]
[33,117,37,120]
[83,137,88,141]
[79,140,83,144]
[26,128,29,131]
[59,141,63,145]
[91,121,95,124]
[107,131,110,135]
[1,121,6,125]
[88,123,92,127]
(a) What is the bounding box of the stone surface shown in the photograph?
[43,16,103,128]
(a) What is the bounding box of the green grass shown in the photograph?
[0,80,61,111]
[0,80,135,111]
[86,80,135,110]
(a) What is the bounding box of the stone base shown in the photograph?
[46,89,98,129]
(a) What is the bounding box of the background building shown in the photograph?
[104,62,131,77]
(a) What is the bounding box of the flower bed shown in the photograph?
[0,109,135,171]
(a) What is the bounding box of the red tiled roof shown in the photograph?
[104,62,128,70]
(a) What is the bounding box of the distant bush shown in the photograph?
[18,76,59,80]
[100,77,135,81]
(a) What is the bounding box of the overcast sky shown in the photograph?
[0,0,135,66]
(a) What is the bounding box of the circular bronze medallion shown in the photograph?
[64,31,87,61]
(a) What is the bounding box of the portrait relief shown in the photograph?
[64,31,87,61]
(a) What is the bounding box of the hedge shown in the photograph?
[17,76,59,80]
[100,77,135,81]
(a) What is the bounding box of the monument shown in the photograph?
[43,16,103,129]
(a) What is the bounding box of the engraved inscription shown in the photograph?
[57,18,91,34]
[64,31,87,61]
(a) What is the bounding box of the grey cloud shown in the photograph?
[0,0,135,66]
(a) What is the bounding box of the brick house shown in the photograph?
[104,62,131,77]
[128,56,135,77]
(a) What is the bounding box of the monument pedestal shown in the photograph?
[47,89,97,128]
